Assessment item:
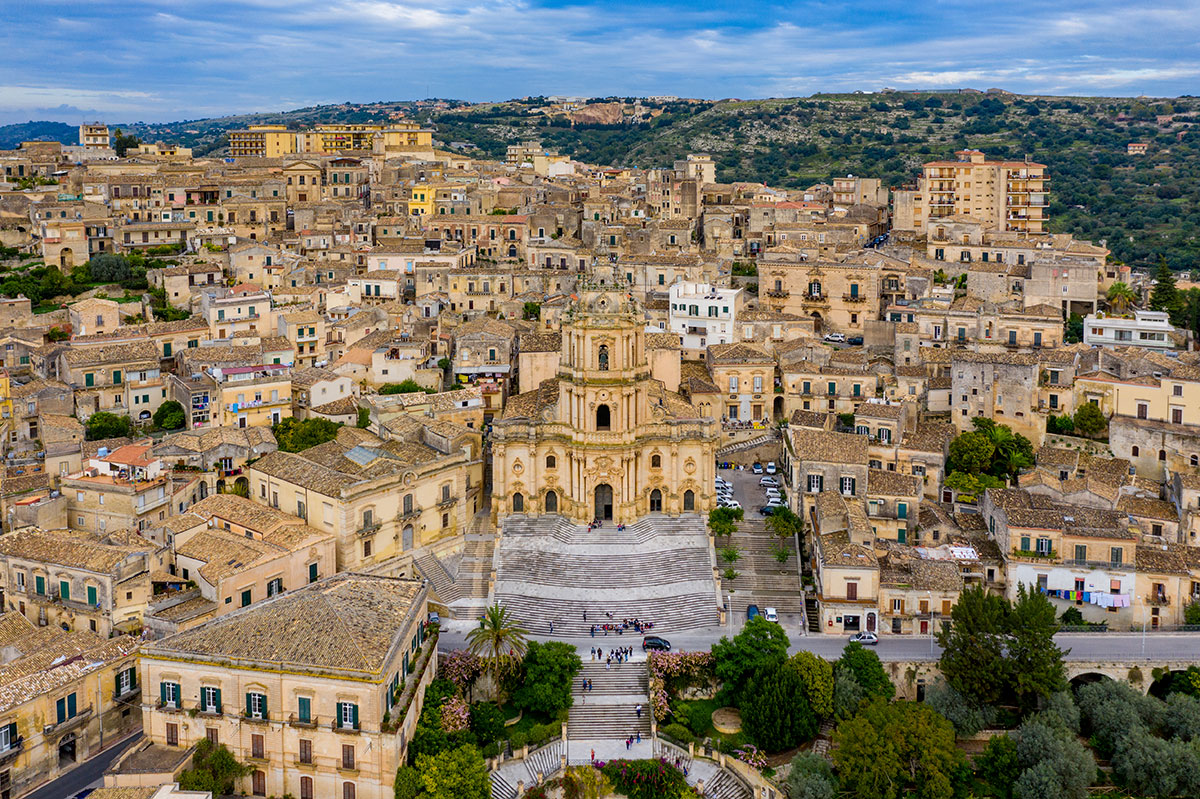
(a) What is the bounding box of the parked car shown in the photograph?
[428,611,441,626]
[766,462,777,474]
[765,498,786,508]
[759,476,778,487]
[824,332,847,343]
[642,635,672,651]
[758,505,779,516]
[848,336,864,346]
[752,462,764,475]
[715,477,732,489]
[764,607,779,622]
[720,499,742,509]
[849,631,879,645]
[747,605,760,620]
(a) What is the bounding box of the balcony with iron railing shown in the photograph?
[289,713,319,729]
[43,707,93,737]
[1146,593,1171,607]
[765,289,789,298]
[357,520,382,537]
[842,293,867,303]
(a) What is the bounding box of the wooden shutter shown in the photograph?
[214,688,222,713]
[56,697,65,723]
[160,682,167,705]
[246,693,253,716]
[351,703,359,729]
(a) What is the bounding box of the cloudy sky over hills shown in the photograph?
[3,0,1198,123]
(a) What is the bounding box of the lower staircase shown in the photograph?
[489,772,517,799]
[806,595,820,633]
[524,740,563,784]
[567,661,651,740]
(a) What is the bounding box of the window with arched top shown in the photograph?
[598,344,609,371]
[545,490,558,513]
[1132,446,1140,457]
[546,454,556,469]
[650,489,663,513]
[1192,454,1198,467]
[651,454,661,468]
[512,493,524,512]
[683,490,695,511]
[1159,450,1167,461]
[596,404,611,431]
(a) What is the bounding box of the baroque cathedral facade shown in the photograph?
[492,286,720,525]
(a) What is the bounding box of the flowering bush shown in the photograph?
[734,744,768,770]
[648,651,715,688]
[440,649,483,692]
[649,675,670,722]
[439,694,470,733]
[600,758,693,799]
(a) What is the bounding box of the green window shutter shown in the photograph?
[897,528,906,544]
[113,370,122,385]
[214,688,221,713]
[164,342,172,357]
[160,682,167,705]
[351,703,359,729]
[898,503,907,520]
[56,698,65,723]
[59,581,69,601]
[67,693,76,718]
[85,373,94,387]
[1020,536,1031,552]
[298,696,311,723]
[115,673,121,697]
[262,694,268,719]
[246,692,252,716]
[309,563,318,583]
[6,723,14,743]
[87,586,97,606]
[35,576,44,595]
[241,589,251,607]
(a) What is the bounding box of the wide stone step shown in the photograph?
[525,740,563,784]
[490,772,517,799]
[567,704,652,738]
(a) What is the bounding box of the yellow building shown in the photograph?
[0,613,141,798]
[407,184,433,217]
[896,149,1048,234]
[138,573,434,799]
[0,369,12,428]
[491,287,720,524]
[228,126,294,159]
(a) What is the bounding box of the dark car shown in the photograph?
[847,336,864,346]
[758,505,779,516]
[747,604,760,621]
[642,635,671,652]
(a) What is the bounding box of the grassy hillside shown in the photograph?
[4,92,1197,269]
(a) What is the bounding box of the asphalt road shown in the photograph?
[25,732,139,799]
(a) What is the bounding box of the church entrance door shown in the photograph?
[595,484,613,521]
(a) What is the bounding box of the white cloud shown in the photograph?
[0,86,160,113]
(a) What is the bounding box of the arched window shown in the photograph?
[683,490,695,511]
[596,404,611,431]
[1192,454,1198,467]
[1132,446,1140,457]
[598,344,609,371]
[343,783,356,799]
[651,454,661,468]
[301,777,314,799]
[650,489,663,513]
[512,493,524,512]
[546,454,556,469]
[403,494,413,515]
[1159,449,1167,461]
[545,490,558,513]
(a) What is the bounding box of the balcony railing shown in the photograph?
[842,294,867,303]
[1011,548,1057,561]
[436,495,458,508]
[289,713,319,729]
[765,289,789,298]
[1146,593,1171,607]
[357,521,382,537]
[43,707,93,737]
[1061,558,1127,570]
[0,738,23,765]
[397,507,422,522]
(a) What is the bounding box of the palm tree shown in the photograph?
[1106,281,1138,315]
[466,603,529,683]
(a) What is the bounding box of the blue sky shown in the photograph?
[3,0,1199,125]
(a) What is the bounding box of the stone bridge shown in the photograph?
[883,658,1199,699]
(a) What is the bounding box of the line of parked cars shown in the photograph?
[715,476,740,509]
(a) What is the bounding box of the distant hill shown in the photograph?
[3,92,1198,269]
[0,121,78,150]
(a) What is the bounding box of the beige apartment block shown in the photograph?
[896,149,1048,235]
[138,574,433,799]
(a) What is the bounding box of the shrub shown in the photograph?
[832,668,865,720]
[509,731,528,750]
[740,663,817,753]
[1163,693,1200,741]
[600,758,690,799]
[153,400,186,430]
[786,752,837,799]
[85,411,133,441]
[660,723,694,744]
[924,681,996,738]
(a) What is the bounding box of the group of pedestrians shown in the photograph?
[590,615,655,637]
[592,645,634,667]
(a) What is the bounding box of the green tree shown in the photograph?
[46,325,69,342]
[512,640,581,716]
[1106,280,1138,314]
[833,700,963,799]
[711,616,790,703]
[948,430,995,475]
[764,505,804,541]
[832,667,866,720]
[356,406,371,428]
[394,764,423,799]
[975,734,1020,799]
[786,752,837,799]
[112,128,142,157]
[468,701,507,746]
[740,662,818,752]
[1012,718,1094,799]
[1007,584,1067,711]
[85,411,133,441]
[177,739,250,795]
[522,301,541,320]
[973,418,1034,479]
[1072,402,1107,437]
[380,379,435,394]
[414,744,490,799]
[1064,313,1084,344]
[787,651,834,718]
[466,603,529,690]
[1149,256,1183,323]
[835,641,894,701]
[938,585,1010,706]
[87,253,133,283]
[272,417,342,452]
[152,400,185,430]
[924,682,995,737]
[944,470,1005,503]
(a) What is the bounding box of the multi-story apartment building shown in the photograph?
[949,350,1040,441]
[229,124,433,158]
[1083,310,1179,351]
[138,573,434,799]
[668,282,743,356]
[57,341,162,421]
[79,124,110,149]
[705,343,776,423]
[758,256,880,335]
[200,285,276,344]
[0,613,141,798]
[894,149,1048,234]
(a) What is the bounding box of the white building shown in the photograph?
[668,282,742,356]
[1083,310,1178,351]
